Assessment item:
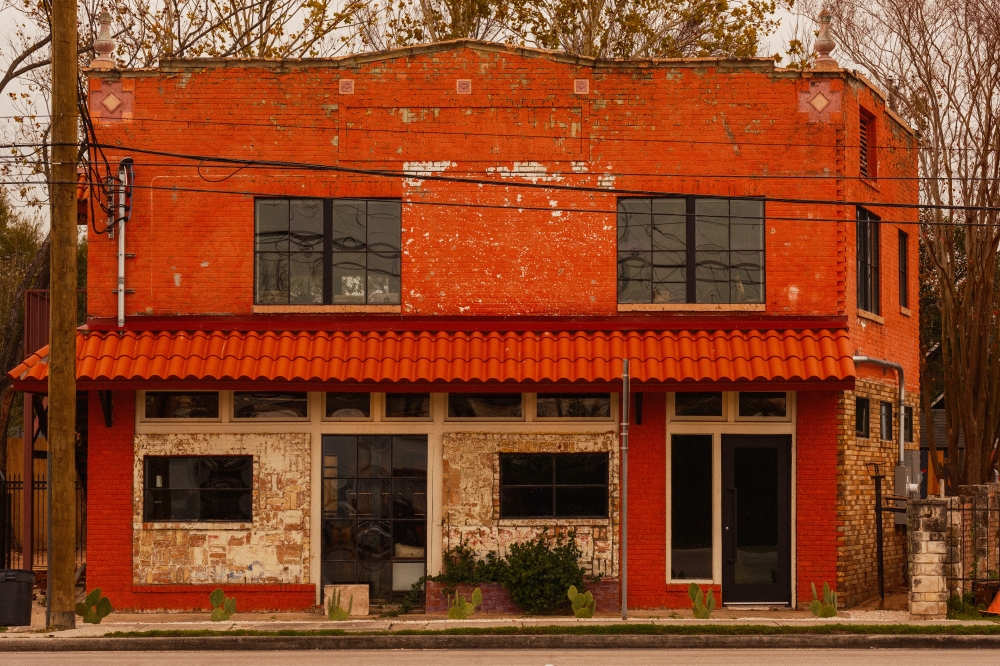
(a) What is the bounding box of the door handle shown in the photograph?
[724,487,737,563]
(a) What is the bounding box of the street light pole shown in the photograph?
[47,0,78,630]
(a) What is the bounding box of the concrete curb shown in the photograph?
[2,634,1000,651]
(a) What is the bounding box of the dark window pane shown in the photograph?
[730,217,763,251]
[501,487,553,518]
[652,199,686,252]
[392,437,428,477]
[730,251,763,304]
[358,436,392,478]
[617,252,651,303]
[289,200,324,251]
[255,252,288,304]
[144,488,171,521]
[555,454,608,485]
[385,393,431,418]
[739,392,787,417]
[323,561,356,585]
[255,199,288,252]
[367,251,401,304]
[392,479,427,518]
[652,251,687,304]
[143,456,251,522]
[856,397,870,437]
[555,486,608,517]
[323,436,358,478]
[166,489,199,521]
[501,454,553,485]
[289,252,323,304]
[905,405,914,443]
[325,393,371,418]
[359,559,392,599]
[368,201,402,252]
[675,392,723,417]
[144,392,219,419]
[233,392,308,419]
[671,434,712,579]
[355,478,391,518]
[733,447,778,584]
[536,393,611,418]
[323,478,356,518]
[201,489,251,521]
[695,251,729,303]
[393,520,427,557]
[358,521,392,560]
[323,520,357,561]
[617,202,652,252]
[448,393,522,418]
[695,199,729,251]
[881,401,893,441]
[332,252,367,304]
[730,199,763,222]
[333,201,367,251]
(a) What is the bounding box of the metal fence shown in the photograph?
[945,490,1000,604]
[0,475,86,571]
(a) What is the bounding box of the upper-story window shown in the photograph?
[254,198,401,305]
[859,109,876,179]
[617,197,764,305]
[898,230,909,309]
[857,207,880,314]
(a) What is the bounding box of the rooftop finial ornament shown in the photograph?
[90,10,116,70]
[813,9,838,70]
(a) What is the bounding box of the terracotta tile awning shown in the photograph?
[8,328,855,388]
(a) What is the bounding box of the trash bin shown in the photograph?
[0,570,36,626]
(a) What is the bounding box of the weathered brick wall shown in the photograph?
[796,391,839,605]
[132,433,311,585]
[84,44,913,324]
[441,431,617,578]
[837,379,921,607]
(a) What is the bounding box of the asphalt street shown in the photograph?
[0,650,985,665]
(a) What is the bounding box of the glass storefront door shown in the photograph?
[321,435,427,601]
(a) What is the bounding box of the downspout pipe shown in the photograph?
[852,355,912,496]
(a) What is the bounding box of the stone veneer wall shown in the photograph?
[837,379,920,607]
[133,433,311,585]
[442,431,618,578]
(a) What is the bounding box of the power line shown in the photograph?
[1,176,994,226]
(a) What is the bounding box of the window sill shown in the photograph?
[860,176,879,190]
[618,303,765,312]
[858,309,884,324]
[498,518,611,527]
[900,307,912,317]
[142,522,251,530]
[253,304,401,314]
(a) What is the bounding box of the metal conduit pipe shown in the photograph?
[852,355,917,496]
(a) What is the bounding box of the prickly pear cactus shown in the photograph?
[75,588,113,624]
[567,585,596,618]
[209,587,237,621]
[688,582,716,619]
[809,582,837,617]
[447,587,483,619]
[327,589,353,621]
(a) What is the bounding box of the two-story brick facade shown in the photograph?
[10,39,920,611]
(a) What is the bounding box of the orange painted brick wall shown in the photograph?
[795,391,839,603]
[82,44,910,338]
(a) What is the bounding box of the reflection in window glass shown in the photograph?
[855,397,870,438]
[674,393,723,417]
[233,392,308,419]
[143,456,252,522]
[671,435,712,579]
[738,392,787,417]
[385,393,431,418]
[536,393,611,418]
[144,392,220,419]
[325,393,371,418]
[448,393,522,418]
[499,453,608,518]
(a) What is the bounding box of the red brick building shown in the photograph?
[10,39,920,611]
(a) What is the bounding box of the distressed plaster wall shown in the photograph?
[442,431,618,577]
[133,433,311,585]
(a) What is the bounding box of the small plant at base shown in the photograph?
[567,585,595,618]
[209,588,236,621]
[688,582,716,619]
[809,583,837,618]
[75,588,113,624]
[327,589,353,621]
[447,587,482,619]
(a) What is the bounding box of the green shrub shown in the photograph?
[948,591,985,620]
[501,531,585,615]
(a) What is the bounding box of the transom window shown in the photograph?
[144,392,219,419]
[617,197,765,305]
[499,453,609,518]
[144,456,252,522]
[254,198,401,305]
[536,393,611,418]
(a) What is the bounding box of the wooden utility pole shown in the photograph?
[47,0,78,631]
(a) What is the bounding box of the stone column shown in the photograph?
[908,499,949,620]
